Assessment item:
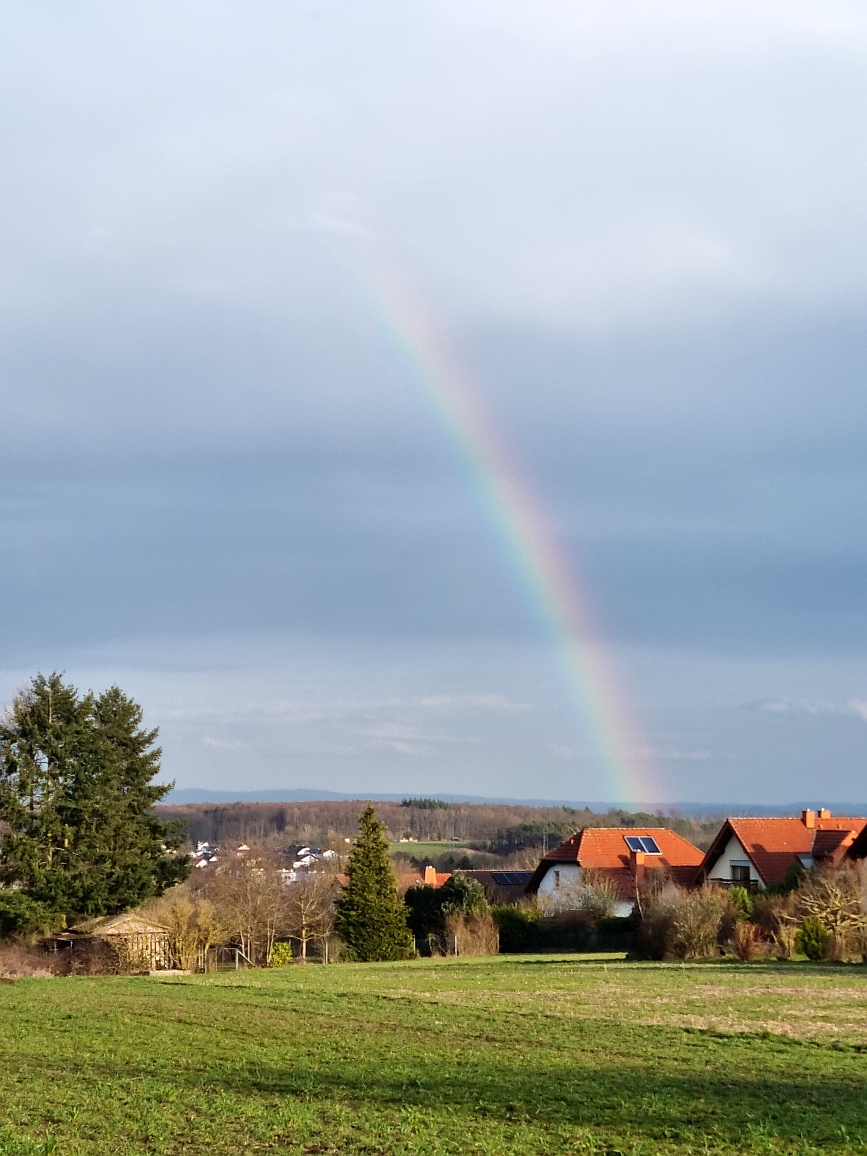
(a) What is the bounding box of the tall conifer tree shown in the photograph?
[0,673,189,931]
[334,805,413,961]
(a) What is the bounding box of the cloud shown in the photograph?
[419,694,533,714]
[633,746,712,763]
[201,735,249,751]
[755,699,867,721]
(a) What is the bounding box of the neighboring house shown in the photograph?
[844,823,867,863]
[457,870,534,905]
[695,809,867,892]
[525,828,705,917]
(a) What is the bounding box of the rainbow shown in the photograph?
[318,219,658,807]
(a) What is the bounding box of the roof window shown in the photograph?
[624,835,661,855]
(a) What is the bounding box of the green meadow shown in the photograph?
[3,954,867,1155]
[389,841,471,858]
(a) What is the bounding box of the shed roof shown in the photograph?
[70,911,169,938]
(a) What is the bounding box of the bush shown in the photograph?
[636,887,725,960]
[405,871,490,947]
[796,917,830,961]
[270,941,293,967]
[728,886,754,921]
[492,904,539,953]
[443,910,499,956]
[0,943,60,979]
[670,890,726,959]
[731,920,760,962]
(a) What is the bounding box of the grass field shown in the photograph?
[3,954,867,1155]
[389,841,471,858]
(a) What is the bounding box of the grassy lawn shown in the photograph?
[3,954,867,1155]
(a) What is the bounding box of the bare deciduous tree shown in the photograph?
[284,872,337,960]
[159,896,224,971]
[796,866,867,959]
[201,860,289,966]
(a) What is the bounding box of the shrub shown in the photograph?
[492,904,539,952]
[405,871,490,949]
[752,893,798,960]
[728,886,754,921]
[0,943,60,979]
[670,890,726,959]
[269,941,293,967]
[636,887,725,960]
[443,910,499,956]
[796,917,830,961]
[732,920,760,962]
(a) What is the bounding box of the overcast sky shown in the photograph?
[3,1,867,806]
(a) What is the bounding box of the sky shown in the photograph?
[3,1,867,807]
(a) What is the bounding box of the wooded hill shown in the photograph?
[155,798,724,862]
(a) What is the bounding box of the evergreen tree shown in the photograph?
[0,673,189,931]
[334,805,413,961]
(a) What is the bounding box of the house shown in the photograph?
[844,823,867,863]
[455,869,534,904]
[525,828,705,917]
[695,809,867,892]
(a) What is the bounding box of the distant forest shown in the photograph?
[156,799,724,867]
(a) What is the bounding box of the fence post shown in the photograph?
[454,935,458,956]
[235,947,239,971]
[324,940,329,965]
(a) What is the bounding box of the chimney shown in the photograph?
[818,808,831,820]
[630,849,646,882]
[423,865,437,886]
[802,809,815,829]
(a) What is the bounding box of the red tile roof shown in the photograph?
[526,827,704,897]
[697,813,867,887]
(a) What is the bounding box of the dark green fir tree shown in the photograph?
[0,672,189,933]
[334,805,414,961]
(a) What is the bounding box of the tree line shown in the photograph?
[157,799,723,855]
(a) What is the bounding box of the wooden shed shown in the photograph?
[51,911,172,971]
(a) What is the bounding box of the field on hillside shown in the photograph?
[3,955,867,1156]
[389,840,472,858]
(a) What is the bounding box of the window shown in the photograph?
[553,870,561,888]
[731,864,751,884]
[624,835,662,855]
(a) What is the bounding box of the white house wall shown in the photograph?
[706,834,763,888]
[537,863,581,898]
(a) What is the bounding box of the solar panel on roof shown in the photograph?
[624,835,662,855]
[492,871,533,885]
